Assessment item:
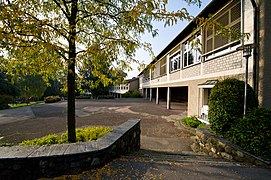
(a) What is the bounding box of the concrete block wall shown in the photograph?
[0,119,141,179]
[182,64,201,79]
[203,51,243,75]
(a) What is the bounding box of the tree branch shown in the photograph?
[76,50,86,55]
[52,0,70,19]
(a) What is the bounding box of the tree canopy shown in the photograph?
[0,0,201,142]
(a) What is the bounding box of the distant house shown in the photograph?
[139,0,271,123]
[109,77,139,98]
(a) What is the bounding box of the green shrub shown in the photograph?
[19,126,112,146]
[0,94,13,110]
[60,127,112,143]
[20,134,59,146]
[44,96,61,103]
[123,90,142,98]
[208,78,258,136]
[182,116,203,128]
[226,108,271,160]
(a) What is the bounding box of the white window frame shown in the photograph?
[169,52,180,73]
[182,34,202,68]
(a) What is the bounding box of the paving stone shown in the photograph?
[0,146,39,159]
[48,144,70,156]
[64,143,86,155]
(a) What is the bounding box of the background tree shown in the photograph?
[78,57,127,98]
[0,0,201,142]
[0,70,19,109]
[0,70,19,97]
[43,79,62,97]
[16,75,47,102]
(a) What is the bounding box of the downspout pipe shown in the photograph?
[250,0,258,96]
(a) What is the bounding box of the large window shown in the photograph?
[169,52,180,72]
[183,34,202,68]
[205,2,241,53]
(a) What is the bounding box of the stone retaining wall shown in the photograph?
[0,119,141,179]
[191,128,271,167]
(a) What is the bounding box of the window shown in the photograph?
[183,34,202,68]
[160,57,167,76]
[205,2,241,53]
[169,52,180,72]
[143,70,150,82]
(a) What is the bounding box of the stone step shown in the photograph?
[124,149,249,166]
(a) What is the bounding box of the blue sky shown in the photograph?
[127,0,212,78]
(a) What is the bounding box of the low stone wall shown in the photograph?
[191,128,271,167]
[0,119,141,179]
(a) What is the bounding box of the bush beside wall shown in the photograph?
[122,90,142,98]
[226,108,271,160]
[208,78,258,136]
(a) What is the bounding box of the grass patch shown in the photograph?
[0,142,15,147]
[19,126,112,146]
[9,101,44,108]
[182,116,205,128]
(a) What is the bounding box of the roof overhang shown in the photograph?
[198,80,218,88]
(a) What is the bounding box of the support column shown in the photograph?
[167,87,171,109]
[145,88,148,99]
[150,88,152,102]
[156,88,159,104]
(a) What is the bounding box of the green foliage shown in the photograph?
[182,116,203,128]
[0,142,15,147]
[208,78,258,136]
[9,101,44,108]
[17,75,48,100]
[0,94,13,110]
[123,90,142,98]
[20,127,112,146]
[20,134,59,146]
[43,79,62,97]
[226,108,271,160]
[44,96,61,103]
[78,58,126,98]
[60,127,112,143]
[0,71,19,97]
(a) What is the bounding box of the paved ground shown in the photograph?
[0,99,270,179]
[0,98,191,152]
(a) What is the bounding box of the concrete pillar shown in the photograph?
[150,88,152,102]
[156,88,159,104]
[145,88,148,99]
[120,94,122,99]
[167,87,171,109]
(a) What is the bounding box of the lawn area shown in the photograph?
[9,101,45,108]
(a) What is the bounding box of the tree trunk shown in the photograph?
[67,0,78,143]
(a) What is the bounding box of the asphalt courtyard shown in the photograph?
[0,98,271,179]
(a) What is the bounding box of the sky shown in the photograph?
[127,0,212,79]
